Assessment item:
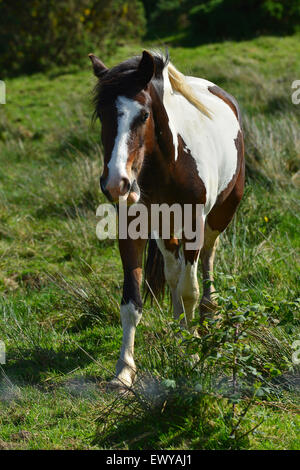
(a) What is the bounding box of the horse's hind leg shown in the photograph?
[156,238,183,319]
[200,224,220,317]
[178,246,200,328]
[158,239,200,327]
[200,162,245,318]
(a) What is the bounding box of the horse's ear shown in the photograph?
[88,54,108,78]
[138,51,155,89]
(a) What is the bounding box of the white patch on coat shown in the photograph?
[156,239,200,324]
[162,67,241,215]
[107,96,142,185]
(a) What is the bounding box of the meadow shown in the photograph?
[0,34,299,450]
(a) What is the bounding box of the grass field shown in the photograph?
[0,35,299,450]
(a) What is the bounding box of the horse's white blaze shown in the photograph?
[107,96,142,187]
[163,67,241,215]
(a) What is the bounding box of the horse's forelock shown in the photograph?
[93,53,168,113]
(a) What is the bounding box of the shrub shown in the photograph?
[0,0,146,76]
[143,0,300,41]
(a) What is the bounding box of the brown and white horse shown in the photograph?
[89,50,244,388]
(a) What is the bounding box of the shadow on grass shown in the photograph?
[93,391,250,450]
[2,343,102,386]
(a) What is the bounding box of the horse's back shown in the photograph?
[185,75,245,231]
[185,75,241,125]
[166,73,243,214]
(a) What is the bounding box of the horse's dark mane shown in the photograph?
[92,51,169,116]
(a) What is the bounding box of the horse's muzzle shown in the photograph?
[100,176,139,204]
[127,179,140,204]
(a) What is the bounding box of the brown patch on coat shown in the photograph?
[173,135,206,204]
[164,237,180,258]
[164,237,199,266]
[150,84,176,162]
[206,86,245,232]
[207,132,245,232]
[144,238,166,302]
[183,244,199,264]
[119,238,145,309]
[213,130,244,208]
[98,103,118,182]
[208,85,242,126]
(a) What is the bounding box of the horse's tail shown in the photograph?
[144,239,165,303]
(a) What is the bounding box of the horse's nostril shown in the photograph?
[100,176,114,202]
[120,178,131,195]
[100,176,131,201]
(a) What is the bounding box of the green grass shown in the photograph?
[0,34,299,450]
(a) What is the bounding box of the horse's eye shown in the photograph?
[142,112,149,122]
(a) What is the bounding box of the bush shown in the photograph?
[143,0,300,41]
[0,0,146,76]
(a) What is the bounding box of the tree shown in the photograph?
[0,0,146,76]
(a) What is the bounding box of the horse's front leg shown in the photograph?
[110,238,146,389]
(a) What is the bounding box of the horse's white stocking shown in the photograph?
[114,301,142,387]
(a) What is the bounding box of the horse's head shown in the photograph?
[90,51,156,204]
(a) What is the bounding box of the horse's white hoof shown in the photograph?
[107,359,137,391]
[106,377,131,392]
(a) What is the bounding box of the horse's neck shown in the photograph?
[150,81,176,163]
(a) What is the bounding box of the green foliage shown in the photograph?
[0,0,146,76]
[143,0,300,41]
[95,286,298,449]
